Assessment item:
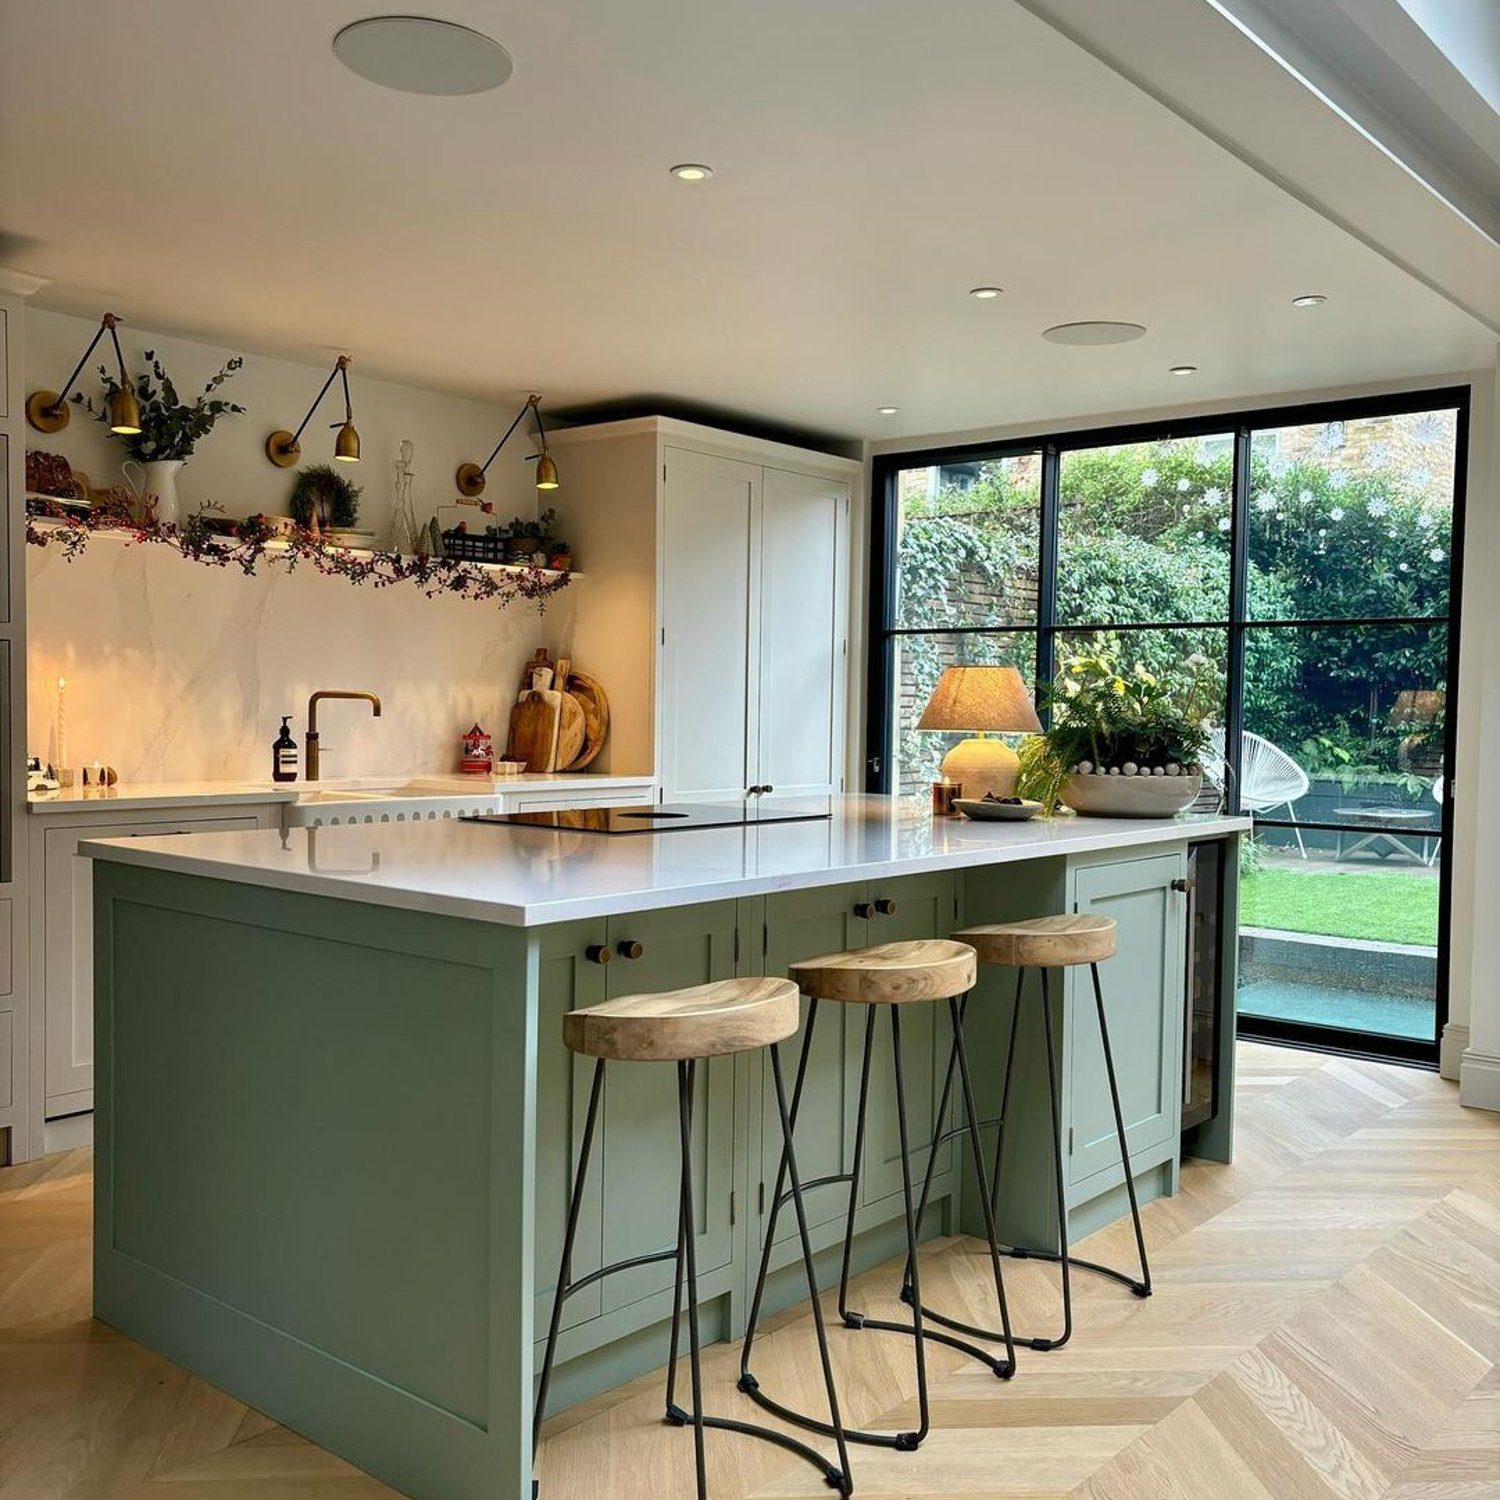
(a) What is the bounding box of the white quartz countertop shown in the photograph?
[28,771,653,817]
[82,795,1249,927]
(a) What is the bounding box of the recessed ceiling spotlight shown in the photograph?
[1042,321,1147,346]
[669,163,714,182]
[969,286,1003,300]
[333,16,514,95]
[1292,293,1328,308]
[876,405,900,415]
[1169,365,1198,376]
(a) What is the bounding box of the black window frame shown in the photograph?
[866,384,1471,1068]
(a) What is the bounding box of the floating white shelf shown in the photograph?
[26,510,578,581]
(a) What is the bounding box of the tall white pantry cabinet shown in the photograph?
[551,418,860,801]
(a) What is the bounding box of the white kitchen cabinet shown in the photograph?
[553,419,857,802]
[31,804,280,1120]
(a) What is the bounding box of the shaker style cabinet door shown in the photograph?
[40,815,264,1118]
[1065,853,1187,1188]
[533,922,609,1340]
[597,901,739,1315]
[658,449,760,801]
[755,468,848,797]
[756,882,869,1262]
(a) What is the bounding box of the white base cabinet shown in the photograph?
[30,803,282,1121]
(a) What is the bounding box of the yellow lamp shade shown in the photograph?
[917,665,1040,734]
[333,421,361,462]
[919,665,1041,801]
[535,452,559,490]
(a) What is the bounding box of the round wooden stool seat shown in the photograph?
[563,976,799,1062]
[954,914,1117,969]
[790,939,976,1006]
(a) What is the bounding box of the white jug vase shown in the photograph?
[122,459,185,529]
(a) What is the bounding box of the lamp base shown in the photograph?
[265,430,301,468]
[455,462,487,498]
[940,736,1020,801]
[26,389,69,434]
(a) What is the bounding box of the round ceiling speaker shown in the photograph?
[1042,321,1148,346]
[333,17,514,96]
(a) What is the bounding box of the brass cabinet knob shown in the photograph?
[874,898,898,916]
[1171,878,1192,894]
[616,939,644,960]
[584,944,611,965]
[853,901,875,919]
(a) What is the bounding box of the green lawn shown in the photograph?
[1240,866,1439,947]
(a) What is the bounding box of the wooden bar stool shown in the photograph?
[903,915,1151,1357]
[739,939,1017,1457]
[534,977,852,1499]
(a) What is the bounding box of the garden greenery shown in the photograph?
[898,423,1452,798]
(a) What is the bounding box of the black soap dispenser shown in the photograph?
[272,716,299,783]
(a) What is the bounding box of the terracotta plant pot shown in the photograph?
[1061,769,1203,818]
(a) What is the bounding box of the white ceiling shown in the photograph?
[1,0,1494,444]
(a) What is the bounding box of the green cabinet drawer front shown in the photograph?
[598,903,739,1313]
[857,873,959,1206]
[758,883,869,1252]
[1066,854,1186,1186]
[535,924,608,1336]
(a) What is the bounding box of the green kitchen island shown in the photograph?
[85,796,1245,1500]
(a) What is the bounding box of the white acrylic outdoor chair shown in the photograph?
[1206,729,1312,857]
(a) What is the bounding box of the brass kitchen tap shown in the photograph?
[305,690,382,780]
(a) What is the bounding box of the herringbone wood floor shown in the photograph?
[2,1042,1496,1499]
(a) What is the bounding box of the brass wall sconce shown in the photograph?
[455,392,559,497]
[265,355,360,467]
[26,312,142,435]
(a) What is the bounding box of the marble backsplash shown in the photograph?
[27,536,579,783]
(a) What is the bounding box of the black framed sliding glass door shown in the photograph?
[867,387,1469,1067]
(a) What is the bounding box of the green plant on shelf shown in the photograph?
[289,463,362,531]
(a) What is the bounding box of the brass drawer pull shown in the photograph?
[584,944,612,965]
[874,898,898,916]
[616,938,644,960]
[853,902,875,919]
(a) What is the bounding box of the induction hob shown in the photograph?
[462,801,832,836]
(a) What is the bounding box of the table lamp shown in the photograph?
[918,665,1042,799]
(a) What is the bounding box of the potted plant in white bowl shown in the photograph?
[1017,649,1217,818]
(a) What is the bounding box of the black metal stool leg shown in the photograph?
[836,1005,877,1326]
[676,1060,709,1500]
[888,1004,931,1450]
[769,1042,853,1492]
[895,993,1020,1374]
[1090,962,1152,1298]
[741,1001,825,1377]
[532,1058,605,1497]
[1038,965,1074,1351]
[949,994,1019,1378]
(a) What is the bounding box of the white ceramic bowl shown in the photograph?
[1060,771,1203,819]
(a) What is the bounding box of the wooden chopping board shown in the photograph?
[554,691,586,770]
[563,670,610,770]
[506,691,560,772]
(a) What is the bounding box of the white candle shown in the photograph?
[56,676,67,771]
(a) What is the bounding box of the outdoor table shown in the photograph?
[1334,806,1438,864]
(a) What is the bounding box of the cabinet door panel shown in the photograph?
[856,873,958,1206]
[757,468,847,797]
[43,815,261,1114]
[659,449,760,800]
[1066,855,1186,1185]
[534,924,608,1337]
[758,883,868,1250]
[598,902,738,1312]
